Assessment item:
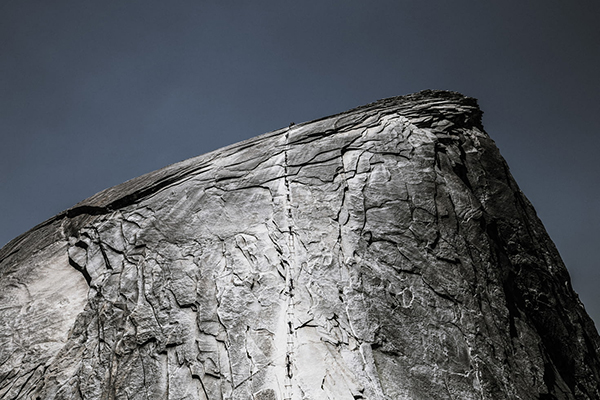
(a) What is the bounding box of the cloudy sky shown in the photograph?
[1,1,598,325]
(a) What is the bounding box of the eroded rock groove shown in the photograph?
[283,125,297,400]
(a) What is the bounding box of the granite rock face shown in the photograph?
[1,90,599,400]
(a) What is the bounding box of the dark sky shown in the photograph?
[1,1,599,326]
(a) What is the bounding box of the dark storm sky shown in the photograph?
[1,1,598,325]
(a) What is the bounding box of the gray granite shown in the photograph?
[1,90,599,399]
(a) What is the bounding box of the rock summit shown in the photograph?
[1,90,599,399]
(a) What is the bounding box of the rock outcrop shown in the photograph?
[1,90,599,399]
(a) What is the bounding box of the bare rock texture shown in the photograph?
[1,90,599,399]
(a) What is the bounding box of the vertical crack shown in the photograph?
[283,126,297,400]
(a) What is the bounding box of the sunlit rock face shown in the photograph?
[1,90,599,400]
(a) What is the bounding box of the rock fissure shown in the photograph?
[282,126,298,400]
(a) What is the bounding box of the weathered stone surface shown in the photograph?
[1,90,599,399]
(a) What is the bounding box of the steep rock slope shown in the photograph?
[1,90,599,399]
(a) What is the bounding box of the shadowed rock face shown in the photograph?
[1,90,599,400]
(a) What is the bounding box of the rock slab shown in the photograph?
[1,90,599,399]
